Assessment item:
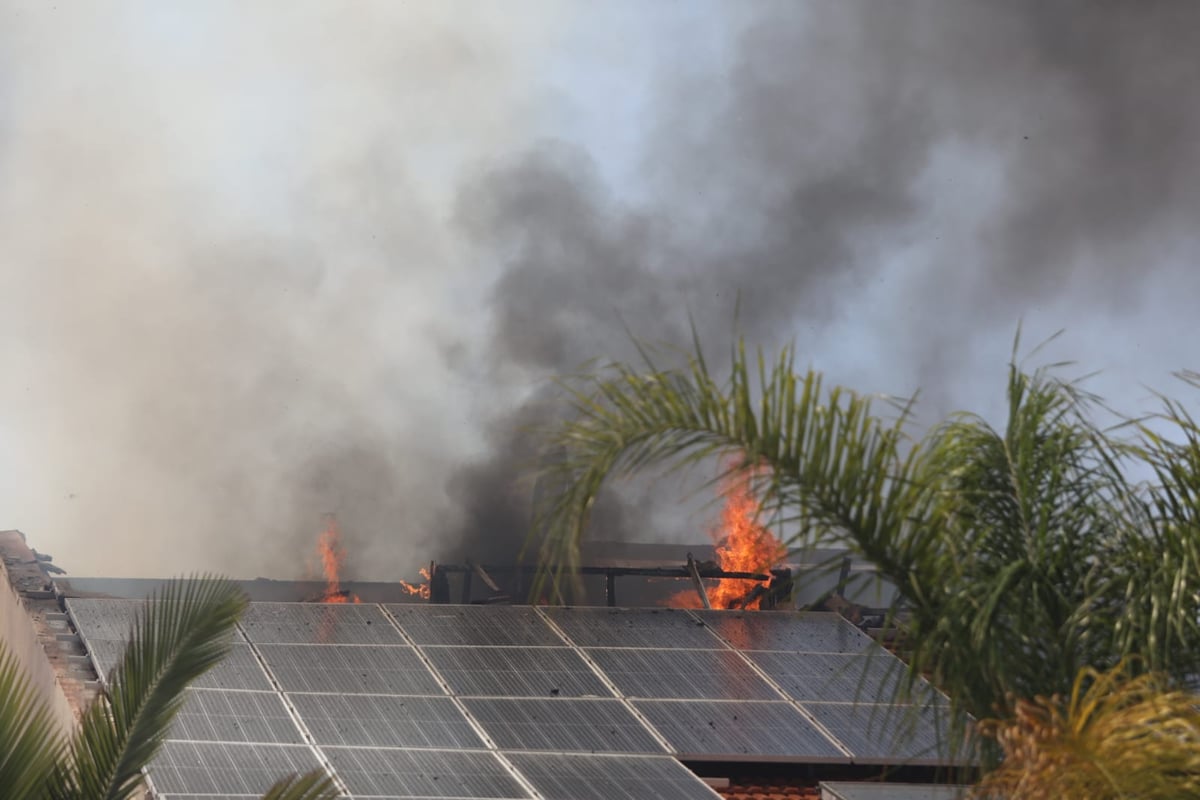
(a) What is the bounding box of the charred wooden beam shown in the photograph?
[433,563,772,581]
[686,553,712,609]
[428,562,451,604]
[467,560,503,593]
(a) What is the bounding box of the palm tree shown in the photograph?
[0,576,337,800]
[531,334,1200,725]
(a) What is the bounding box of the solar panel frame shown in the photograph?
[505,752,720,800]
[386,604,564,646]
[462,697,666,754]
[422,646,614,699]
[239,602,405,645]
[632,699,849,762]
[694,610,876,653]
[169,689,304,744]
[256,643,445,695]
[543,607,726,649]
[322,746,531,799]
[288,693,486,749]
[147,741,327,796]
[584,648,780,700]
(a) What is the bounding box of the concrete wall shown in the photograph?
[0,557,76,737]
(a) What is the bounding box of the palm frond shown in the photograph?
[57,575,248,800]
[973,662,1200,799]
[533,326,1200,782]
[900,361,1136,717]
[1114,375,1200,680]
[531,337,921,602]
[0,642,64,800]
[260,769,340,800]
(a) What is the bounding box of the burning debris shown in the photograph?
[399,566,432,600]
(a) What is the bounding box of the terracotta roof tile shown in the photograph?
[717,778,822,799]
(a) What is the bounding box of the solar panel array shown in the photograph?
[66,599,962,799]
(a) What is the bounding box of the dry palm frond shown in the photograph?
[973,663,1200,799]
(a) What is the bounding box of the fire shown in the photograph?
[708,472,786,608]
[671,470,786,609]
[399,567,431,599]
[315,516,360,604]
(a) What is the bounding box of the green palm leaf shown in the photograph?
[532,337,920,602]
[0,643,64,799]
[261,769,340,800]
[55,576,248,800]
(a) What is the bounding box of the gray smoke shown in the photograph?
[444,1,1200,562]
[1,2,1197,579]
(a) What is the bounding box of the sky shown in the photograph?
[1,2,1198,580]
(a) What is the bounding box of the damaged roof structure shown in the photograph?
[1,529,970,799]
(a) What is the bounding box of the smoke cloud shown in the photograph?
[1,2,1198,579]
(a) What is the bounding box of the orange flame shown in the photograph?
[671,469,785,609]
[399,567,431,599]
[316,516,360,604]
[709,472,786,608]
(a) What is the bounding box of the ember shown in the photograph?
[315,515,360,604]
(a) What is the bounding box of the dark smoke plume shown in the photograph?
[442,1,1200,563]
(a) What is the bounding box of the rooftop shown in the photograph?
[0,529,970,799]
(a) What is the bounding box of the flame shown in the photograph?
[316,516,360,604]
[399,567,431,599]
[671,469,786,609]
[708,472,786,608]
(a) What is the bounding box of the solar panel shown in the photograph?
[169,689,303,744]
[387,604,563,646]
[695,610,875,653]
[323,747,530,799]
[505,752,719,800]
[256,644,443,695]
[585,648,779,700]
[86,640,272,692]
[632,699,847,761]
[72,596,965,790]
[239,602,404,644]
[422,646,612,698]
[749,652,945,705]
[543,607,724,649]
[797,703,961,764]
[65,598,144,640]
[462,697,665,754]
[147,741,326,796]
[289,693,485,749]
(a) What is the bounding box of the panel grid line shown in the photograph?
[532,606,675,756]
[378,603,543,800]
[234,617,350,798]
